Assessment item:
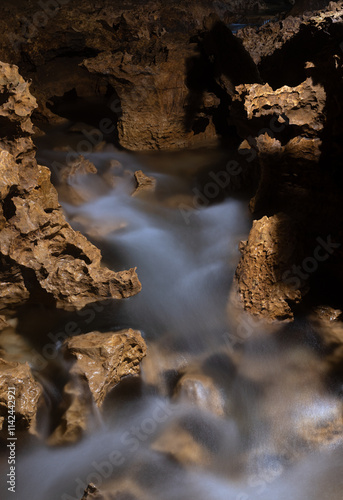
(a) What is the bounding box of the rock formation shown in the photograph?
[0,358,43,437]
[0,61,141,315]
[50,329,146,444]
[232,2,343,320]
[0,0,266,151]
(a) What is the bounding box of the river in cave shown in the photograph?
[0,121,342,500]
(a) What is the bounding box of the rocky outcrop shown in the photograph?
[0,0,265,151]
[231,3,343,320]
[0,61,141,315]
[0,358,43,437]
[50,329,146,444]
[235,214,303,321]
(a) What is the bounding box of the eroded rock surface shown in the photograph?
[0,358,43,436]
[235,214,303,321]
[132,170,156,196]
[0,62,141,315]
[231,3,343,320]
[50,330,146,444]
[0,0,265,151]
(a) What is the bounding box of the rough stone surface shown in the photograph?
[0,62,141,314]
[236,3,343,65]
[0,0,264,151]
[231,3,343,321]
[0,358,43,436]
[234,214,303,321]
[50,330,146,444]
[132,170,156,196]
[64,329,147,406]
[232,77,326,137]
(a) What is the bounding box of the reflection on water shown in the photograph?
[0,131,342,500]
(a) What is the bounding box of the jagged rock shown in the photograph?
[50,330,146,444]
[0,358,43,436]
[0,1,267,151]
[59,155,97,183]
[64,329,147,406]
[236,3,343,66]
[0,61,141,313]
[234,214,303,321]
[132,170,156,196]
[232,77,326,138]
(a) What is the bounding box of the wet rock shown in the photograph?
[132,170,156,197]
[151,421,212,466]
[59,155,97,183]
[50,330,146,444]
[234,214,303,321]
[63,329,147,406]
[0,358,43,436]
[173,371,225,416]
[0,62,141,313]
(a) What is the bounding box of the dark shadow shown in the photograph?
[184,18,262,147]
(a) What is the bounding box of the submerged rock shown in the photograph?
[132,170,156,196]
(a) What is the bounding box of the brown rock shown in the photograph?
[0,358,43,436]
[64,329,147,406]
[132,170,156,197]
[234,214,303,321]
[232,77,326,139]
[50,330,146,444]
[0,61,141,313]
[173,371,225,416]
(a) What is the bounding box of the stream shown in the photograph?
[1,124,343,500]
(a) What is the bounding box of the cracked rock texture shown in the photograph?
[235,214,303,321]
[0,0,264,151]
[0,61,141,315]
[50,329,146,444]
[0,358,43,437]
[231,3,343,320]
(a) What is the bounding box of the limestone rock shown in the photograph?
[234,214,303,321]
[233,78,326,138]
[50,330,146,444]
[0,61,141,313]
[64,329,147,406]
[0,358,43,436]
[132,170,156,197]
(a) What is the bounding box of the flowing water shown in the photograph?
[1,124,342,500]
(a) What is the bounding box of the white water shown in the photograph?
[1,139,342,500]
